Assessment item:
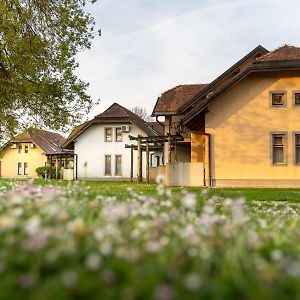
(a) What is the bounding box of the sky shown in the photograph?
[76,0,300,120]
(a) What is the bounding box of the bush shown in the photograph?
[35,166,57,178]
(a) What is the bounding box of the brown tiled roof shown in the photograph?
[63,103,159,148]
[68,121,90,142]
[95,103,158,136]
[255,45,300,63]
[10,132,32,143]
[147,122,164,136]
[8,129,66,154]
[152,84,208,116]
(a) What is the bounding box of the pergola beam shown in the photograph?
[128,134,184,144]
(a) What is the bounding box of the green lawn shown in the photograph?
[1,178,300,202]
[0,178,300,299]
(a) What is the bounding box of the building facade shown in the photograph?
[0,129,67,178]
[152,45,300,187]
[64,103,163,180]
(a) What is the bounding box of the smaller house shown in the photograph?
[0,129,70,178]
[63,103,164,180]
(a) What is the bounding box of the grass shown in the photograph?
[1,178,300,202]
[0,179,300,299]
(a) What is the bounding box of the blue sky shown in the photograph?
[76,0,300,119]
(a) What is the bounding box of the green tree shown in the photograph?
[0,0,98,141]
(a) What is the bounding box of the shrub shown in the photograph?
[35,166,57,178]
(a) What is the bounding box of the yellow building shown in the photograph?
[152,45,300,187]
[0,129,67,179]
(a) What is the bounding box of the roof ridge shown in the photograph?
[255,44,300,63]
[118,105,158,136]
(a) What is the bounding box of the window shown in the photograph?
[104,155,111,175]
[295,134,300,164]
[270,91,286,106]
[272,133,287,165]
[294,91,300,106]
[18,145,22,154]
[115,155,122,176]
[17,162,22,175]
[115,127,122,142]
[24,162,28,175]
[24,145,29,154]
[105,128,112,142]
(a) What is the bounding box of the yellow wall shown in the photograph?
[191,133,205,163]
[0,144,47,178]
[205,71,300,187]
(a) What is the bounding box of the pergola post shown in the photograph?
[49,155,52,179]
[56,158,59,179]
[130,146,134,181]
[168,134,172,164]
[146,142,150,184]
[137,136,142,183]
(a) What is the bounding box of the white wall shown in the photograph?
[151,152,164,167]
[74,123,149,180]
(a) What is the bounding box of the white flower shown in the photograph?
[184,273,201,290]
[271,249,283,261]
[0,215,16,231]
[145,240,163,253]
[102,203,129,223]
[85,253,102,271]
[25,216,41,235]
[11,207,23,217]
[61,270,78,288]
[67,218,85,234]
[201,188,209,195]
[100,241,113,256]
[258,218,267,229]
[156,175,165,185]
[287,262,300,278]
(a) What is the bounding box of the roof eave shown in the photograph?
[182,63,300,127]
[151,111,177,117]
[178,45,269,114]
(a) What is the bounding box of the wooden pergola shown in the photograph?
[46,150,74,179]
[126,134,184,183]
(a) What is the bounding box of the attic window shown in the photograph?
[270,91,286,107]
[294,92,300,105]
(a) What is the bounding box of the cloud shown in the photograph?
[76,0,300,119]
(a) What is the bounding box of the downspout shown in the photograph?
[74,153,78,180]
[155,116,164,128]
